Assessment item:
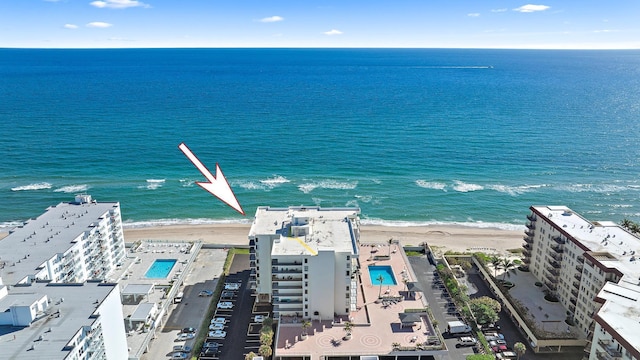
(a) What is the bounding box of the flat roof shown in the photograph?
[249,206,360,256]
[532,205,640,279]
[595,279,640,355]
[0,281,117,359]
[0,198,119,285]
[122,283,154,296]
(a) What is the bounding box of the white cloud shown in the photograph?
[514,4,550,13]
[323,29,343,36]
[259,16,283,23]
[90,0,150,9]
[86,22,113,28]
[491,8,508,13]
[64,24,78,29]
[593,29,619,33]
[468,13,480,17]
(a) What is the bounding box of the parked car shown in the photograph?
[210,317,226,325]
[495,351,518,359]
[224,283,240,290]
[455,336,478,348]
[209,323,224,331]
[208,330,227,338]
[203,341,221,349]
[483,332,505,341]
[172,345,192,352]
[201,347,220,356]
[254,314,266,323]
[181,327,197,334]
[480,323,501,332]
[198,290,213,297]
[217,301,234,309]
[171,352,188,360]
[221,290,235,298]
[490,339,508,353]
[175,333,195,341]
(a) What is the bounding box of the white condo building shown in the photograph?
[524,206,640,360]
[0,195,129,359]
[248,206,361,321]
[0,194,126,285]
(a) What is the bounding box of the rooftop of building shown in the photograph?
[249,206,360,255]
[531,205,640,279]
[0,195,120,285]
[0,281,117,359]
[274,241,442,358]
[594,277,640,356]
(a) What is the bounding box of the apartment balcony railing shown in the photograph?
[522,258,531,264]
[573,281,580,290]
[526,222,536,230]
[577,255,584,262]
[576,264,584,272]
[249,239,255,246]
[544,281,558,291]
[523,243,532,250]
[250,260,256,268]
[569,304,576,313]
[571,289,579,298]
[273,283,303,290]
[523,249,531,258]
[545,267,560,276]
[527,214,537,222]
[272,268,302,274]
[249,254,256,261]
[598,339,623,358]
[551,245,564,254]
[548,257,562,267]
[552,236,566,245]
[272,275,303,282]
[544,272,558,283]
[574,273,582,281]
[525,229,535,237]
[570,298,577,306]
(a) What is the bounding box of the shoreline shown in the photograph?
[1,223,524,256]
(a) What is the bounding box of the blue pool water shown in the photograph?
[145,259,177,278]
[368,265,397,286]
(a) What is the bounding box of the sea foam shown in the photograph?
[11,182,52,191]
[54,184,89,193]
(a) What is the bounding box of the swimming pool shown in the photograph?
[368,265,397,285]
[145,259,177,278]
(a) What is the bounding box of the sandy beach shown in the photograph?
[113,223,525,257]
[0,223,524,256]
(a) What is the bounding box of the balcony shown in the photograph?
[577,255,584,262]
[552,236,566,245]
[551,245,564,254]
[544,272,558,283]
[576,264,584,272]
[524,235,534,244]
[573,281,580,290]
[527,214,537,222]
[526,221,536,230]
[574,273,582,281]
[525,229,535,237]
[548,255,562,266]
[523,248,531,257]
[523,243,532,250]
[544,282,558,291]
[569,304,576,313]
[570,298,577,306]
[272,275,302,282]
[273,283,303,290]
[272,267,302,274]
[545,267,560,277]
[571,289,579,298]
[598,339,623,358]
[522,258,531,264]
[272,259,303,266]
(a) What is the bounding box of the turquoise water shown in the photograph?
[145,259,177,279]
[368,265,397,286]
[1,49,640,230]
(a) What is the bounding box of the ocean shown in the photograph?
[1,48,640,231]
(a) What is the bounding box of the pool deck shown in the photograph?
[275,242,444,359]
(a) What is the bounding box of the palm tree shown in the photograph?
[490,256,501,278]
[621,218,633,230]
[258,344,272,358]
[245,351,258,360]
[343,321,353,340]
[514,342,526,359]
[501,258,516,280]
[301,319,311,337]
[377,274,385,298]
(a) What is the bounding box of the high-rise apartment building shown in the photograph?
[248,206,360,321]
[524,206,640,359]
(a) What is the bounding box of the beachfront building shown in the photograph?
[248,206,361,320]
[0,280,128,359]
[523,206,640,359]
[0,194,126,285]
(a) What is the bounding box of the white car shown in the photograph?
[172,345,191,352]
[208,330,227,339]
[217,301,234,309]
[209,323,224,331]
[224,283,240,290]
[175,333,195,341]
[210,317,226,325]
[254,315,265,323]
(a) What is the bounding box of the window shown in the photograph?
[304,258,308,264]
[305,290,308,294]
[346,271,350,276]
[346,286,349,291]
[346,293,349,298]
[305,274,308,279]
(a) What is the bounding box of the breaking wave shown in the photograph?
[11,182,52,191]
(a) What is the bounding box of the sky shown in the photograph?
[1,0,639,49]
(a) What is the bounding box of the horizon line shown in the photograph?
[2,46,639,51]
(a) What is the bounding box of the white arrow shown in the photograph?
[178,142,245,215]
